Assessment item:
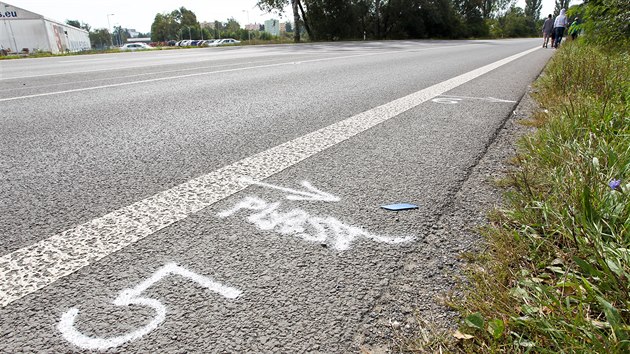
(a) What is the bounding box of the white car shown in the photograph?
[204,39,221,47]
[216,39,241,46]
[120,43,154,51]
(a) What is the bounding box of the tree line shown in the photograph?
[65,20,150,48]
[68,0,629,47]
[150,7,294,42]
[258,0,553,41]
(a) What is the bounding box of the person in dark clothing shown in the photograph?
[542,14,554,48]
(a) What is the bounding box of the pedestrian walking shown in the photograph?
[568,17,580,40]
[542,14,554,48]
[553,9,568,48]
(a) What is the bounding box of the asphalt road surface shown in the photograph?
[0,40,552,352]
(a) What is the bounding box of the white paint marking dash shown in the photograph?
[240,177,340,202]
[0,46,540,308]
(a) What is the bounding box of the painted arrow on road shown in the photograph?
[240,177,340,202]
[433,95,517,104]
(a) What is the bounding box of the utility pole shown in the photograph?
[106,13,115,47]
[242,10,251,44]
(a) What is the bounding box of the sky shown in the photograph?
[4,0,291,33]
[5,0,563,34]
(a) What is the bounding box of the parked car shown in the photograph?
[119,43,154,51]
[216,39,241,46]
[203,39,221,47]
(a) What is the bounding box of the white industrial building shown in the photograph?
[0,1,90,54]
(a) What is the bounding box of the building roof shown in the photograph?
[0,1,89,34]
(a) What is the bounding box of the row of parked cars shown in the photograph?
[175,39,241,47]
[119,39,241,51]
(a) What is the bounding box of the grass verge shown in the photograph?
[420,42,629,353]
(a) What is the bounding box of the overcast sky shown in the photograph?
[5,0,561,34]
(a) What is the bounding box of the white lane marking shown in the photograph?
[59,57,118,63]
[431,97,463,104]
[433,95,517,103]
[0,58,287,93]
[58,262,240,350]
[0,46,540,308]
[240,177,340,202]
[0,51,392,102]
[0,48,282,80]
[0,43,476,96]
[217,196,412,250]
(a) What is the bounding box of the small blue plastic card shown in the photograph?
[381,203,418,211]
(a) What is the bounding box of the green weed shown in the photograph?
[440,42,630,353]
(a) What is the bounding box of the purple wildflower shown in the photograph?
[609,179,621,190]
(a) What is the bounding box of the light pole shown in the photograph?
[242,10,251,44]
[278,14,282,44]
[106,13,115,47]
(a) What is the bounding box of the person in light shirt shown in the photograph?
[553,9,568,48]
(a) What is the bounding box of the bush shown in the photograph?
[581,0,630,48]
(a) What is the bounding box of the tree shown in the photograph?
[579,0,630,48]
[151,13,178,41]
[302,0,357,40]
[89,28,112,49]
[151,7,201,41]
[226,18,241,33]
[501,6,530,37]
[455,0,488,37]
[525,0,543,34]
[174,7,198,27]
[481,0,511,18]
[554,0,571,15]
[257,0,313,42]
[65,20,81,28]
[112,25,128,46]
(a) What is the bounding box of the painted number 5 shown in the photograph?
[58,263,241,351]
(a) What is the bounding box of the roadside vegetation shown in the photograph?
[407,0,629,352]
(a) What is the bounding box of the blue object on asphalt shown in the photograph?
[381,203,418,211]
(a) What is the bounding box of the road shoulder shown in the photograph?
[352,84,541,352]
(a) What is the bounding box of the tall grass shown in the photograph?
[441,42,630,353]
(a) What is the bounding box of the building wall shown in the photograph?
[0,2,90,54]
[1,19,50,52]
[264,19,280,36]
[46,20,90,52]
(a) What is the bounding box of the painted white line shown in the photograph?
[0,43,474,92]
[439,95,517,103]
[0,51,396,102]
[0,49,277,80]
[59,57,118,63]
[0,58,288,93]
[240,177,340,202]
[58,262,240,350]
[0,46,539,308]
